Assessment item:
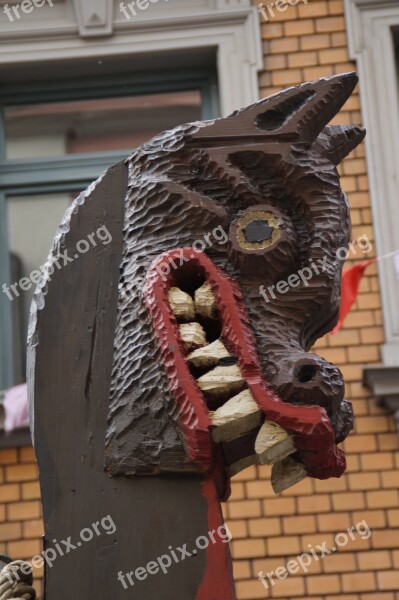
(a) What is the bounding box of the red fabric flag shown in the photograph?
[331,259,376,334]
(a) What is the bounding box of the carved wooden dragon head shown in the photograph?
[28,73,365,599]
[104,72,365,498]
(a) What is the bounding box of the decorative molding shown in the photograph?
[0,0,262,117]
[0,429,32,448]
[345,0,399,364]
[72,0,113,37]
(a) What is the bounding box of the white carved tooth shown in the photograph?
[255,421,295,465]
[168,287,195,320]
[187,339,230,369]
[271,458,307,494]
[197,364,244,398]
[195,282,217,319]
[211,389,262,443]
[179,322,207,351]
[228,455,257,477]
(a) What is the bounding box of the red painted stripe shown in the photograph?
[195,478,236,600]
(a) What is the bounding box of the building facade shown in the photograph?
[0,1,398,598]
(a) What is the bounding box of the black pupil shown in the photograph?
[244,219,274,243]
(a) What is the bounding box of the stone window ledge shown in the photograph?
[363,365,399,432]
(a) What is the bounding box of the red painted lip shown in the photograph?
[144,248,346,480]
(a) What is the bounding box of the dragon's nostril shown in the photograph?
[296,364,317,383]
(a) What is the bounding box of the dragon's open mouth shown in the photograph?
[144,248,346,495]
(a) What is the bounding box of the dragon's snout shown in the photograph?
[271,353,353,444]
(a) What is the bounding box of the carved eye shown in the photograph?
[229,205,297,281]
[235,210,282,251]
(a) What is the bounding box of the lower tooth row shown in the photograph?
[209,388,295,466]
[213,397,304,492]
[271,458,307,494]
[255,420,296,464]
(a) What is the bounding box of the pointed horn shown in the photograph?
[312,125,366,165]
[190,73,359,145]
[290,72,359,144]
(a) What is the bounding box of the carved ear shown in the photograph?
[191,73,359,145]
[312,124,366,165]
[250,72,359,144]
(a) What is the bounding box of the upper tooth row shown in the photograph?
[194,282,217,319]
[168,281,216,322]
[168,287,195,320]
[167,283,301,491]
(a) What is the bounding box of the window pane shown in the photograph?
[6,193,72,382]
[4,90,202,160]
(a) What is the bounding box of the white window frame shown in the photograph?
[0,0,263,118]
[345,0,399,365]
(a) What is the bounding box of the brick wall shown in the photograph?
[0,447,43,597]
[1,2,399,599]
[221,1,399,598]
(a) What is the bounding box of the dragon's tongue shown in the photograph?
[144,248,346,482]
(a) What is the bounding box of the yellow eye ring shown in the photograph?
[235,210,282,251]
[228,204,296,280]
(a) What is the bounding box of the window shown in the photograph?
[0,64,219,389]
[396,28,399,92]
[346,0,399,364]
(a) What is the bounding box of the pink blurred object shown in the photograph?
[3,383,29,432]
[394,251,399,281]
